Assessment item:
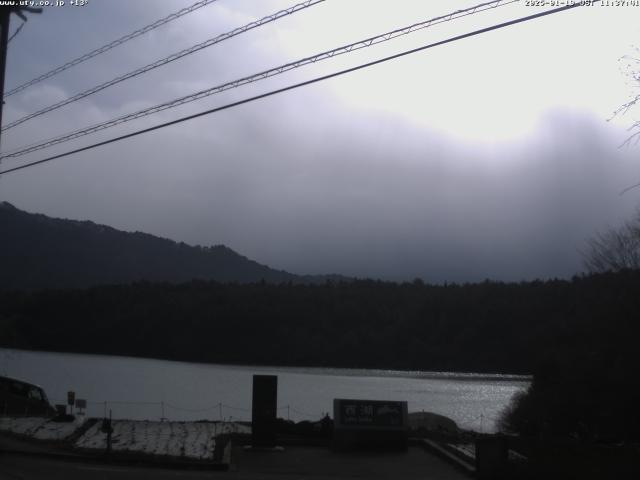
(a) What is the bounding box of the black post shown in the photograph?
[251,375,277,448]
[107,409,112,455]
[476,435,509,479]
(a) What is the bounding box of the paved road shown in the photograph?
[0,446,469,480]
[232,445,468,479]
[0,455,226,480]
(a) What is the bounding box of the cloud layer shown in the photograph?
[1,0,639,282]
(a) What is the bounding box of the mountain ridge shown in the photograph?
[0,201,347,290]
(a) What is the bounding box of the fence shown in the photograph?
[47,398,327,423]
[44,399,495,431]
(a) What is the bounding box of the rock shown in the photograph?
[409,411,459,434]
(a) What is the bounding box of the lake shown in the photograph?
[0,348,529,433]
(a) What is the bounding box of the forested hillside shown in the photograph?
[1,271,638,375]
[0,202,343,289]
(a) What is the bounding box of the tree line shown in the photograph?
[1,271,638,375]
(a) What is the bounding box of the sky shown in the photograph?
[1,0,639,282]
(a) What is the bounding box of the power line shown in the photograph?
[3,0,219,99]
[2,0,325,132]
[0,0,517,160]
[7,21,25,44]
[0,3,582,178]
[164,402,221,413]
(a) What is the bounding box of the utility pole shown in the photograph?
[0,8,11,150]
[0,6,41,151]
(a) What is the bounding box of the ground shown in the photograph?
[0,446,470,480]
[0,416,471,479]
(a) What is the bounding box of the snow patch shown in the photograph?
[0,416,79,440]
[75,420,249,460]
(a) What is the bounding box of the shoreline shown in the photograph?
[0,347,533,381]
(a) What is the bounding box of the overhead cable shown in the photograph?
[3,0,220,99]
[7,21,26,44]
[0,0,517,158]
[0,3,583,178]
[2,0,325,132]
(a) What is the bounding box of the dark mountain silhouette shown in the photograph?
[0,201,344,290]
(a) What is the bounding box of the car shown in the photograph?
[0,375,55,416]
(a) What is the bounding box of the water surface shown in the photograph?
[1,348,529,432]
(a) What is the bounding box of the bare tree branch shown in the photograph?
[582,211,640,273]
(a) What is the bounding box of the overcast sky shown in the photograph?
[1,0,639,282]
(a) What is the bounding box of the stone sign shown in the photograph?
[333,399,408,451]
